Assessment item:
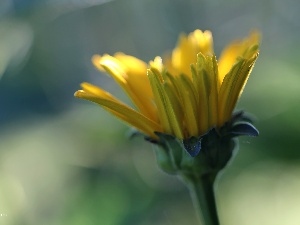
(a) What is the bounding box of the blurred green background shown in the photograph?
[1,0,300,224]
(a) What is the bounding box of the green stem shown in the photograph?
[183,173,220,225]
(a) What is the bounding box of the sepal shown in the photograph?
[155,132,183,169]
[230,121,259,137]
[220,110,259,137]
[152,144,177,174]
[183,136,202,157]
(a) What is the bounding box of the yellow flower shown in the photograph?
[75,29,259,141]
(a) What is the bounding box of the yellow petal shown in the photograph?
[168,29,214,77]
[218,31,260,87]
[218,53,259,126]
[147,68,172,134]
[217,41,242,86]
[92,54,157,121]
[114,52,148,75]
[178,74,199,137]
[191,59,209,135]
[164,82,185,140]
[171,33,196,77]
[149,56,163,72]
[80,82,117,102]
[164,72,182,99]
[163,82,184,139]
[167,71,201,137]
[148,68,184,139]
[190,29,214,55]
[206,55,219,128]
[74,90,162,139]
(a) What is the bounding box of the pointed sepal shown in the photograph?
[183,136,202,157]
[230,121,259,137]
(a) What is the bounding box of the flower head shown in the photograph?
[75,29,259,144]
[75,30,260,224]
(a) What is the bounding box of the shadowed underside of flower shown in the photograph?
[75,30,259,142]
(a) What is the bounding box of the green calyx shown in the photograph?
[149,111,258,176]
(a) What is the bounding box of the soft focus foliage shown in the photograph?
[1,0,300,224]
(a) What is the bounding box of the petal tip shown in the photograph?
[74,90,84,98]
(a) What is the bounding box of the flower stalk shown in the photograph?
[182,172,219,225]
[151,112,258,225]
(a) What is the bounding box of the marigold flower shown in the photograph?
[75,29,260,225]
[75,29,259,143]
